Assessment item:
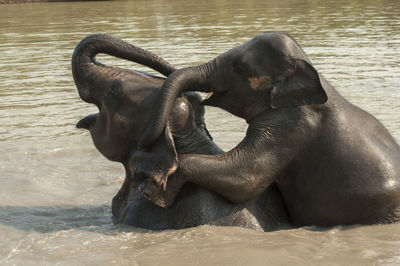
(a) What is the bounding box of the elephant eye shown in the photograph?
[111,86,121,98]
[107,85,124,103]
[233,61,250,77]
[233,63,244,75]
[105,85,124,111]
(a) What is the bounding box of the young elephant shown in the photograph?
[73,34,290,230]
[139,32,400,227]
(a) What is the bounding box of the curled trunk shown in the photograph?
[72,33,175,104]
[139,60,215,147]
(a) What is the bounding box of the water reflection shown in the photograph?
[0,205,114,233]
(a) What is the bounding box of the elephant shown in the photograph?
[138,31,400,227]
[72,34,291,231]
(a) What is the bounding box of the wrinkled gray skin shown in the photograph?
[72,34,291,230]
[139,32,400,227]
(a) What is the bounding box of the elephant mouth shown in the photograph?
[76,113,99,130]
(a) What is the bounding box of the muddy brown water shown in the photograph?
[1,0,400,265]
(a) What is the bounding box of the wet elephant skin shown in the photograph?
[72,34,291,231]
[139,32,400,227]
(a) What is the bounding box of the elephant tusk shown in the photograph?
[206,91,214,99]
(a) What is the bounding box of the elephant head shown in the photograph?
[139,32,328,149]
[73,34,186,192]
[72,34,178,163]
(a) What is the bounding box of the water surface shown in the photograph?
[1,0,400,265]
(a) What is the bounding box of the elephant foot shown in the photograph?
[138,177,183,208]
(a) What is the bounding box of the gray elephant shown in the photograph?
[139,32,400,227]
[72,34,290,231]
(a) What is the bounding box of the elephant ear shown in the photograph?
[130,123,178,191]
[270,59,327,109]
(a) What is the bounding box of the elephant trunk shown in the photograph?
[139,60,216,147]
[72,34,176,104]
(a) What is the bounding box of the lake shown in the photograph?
[1,0,400,265]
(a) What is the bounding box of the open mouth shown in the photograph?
[76,113,99,130]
